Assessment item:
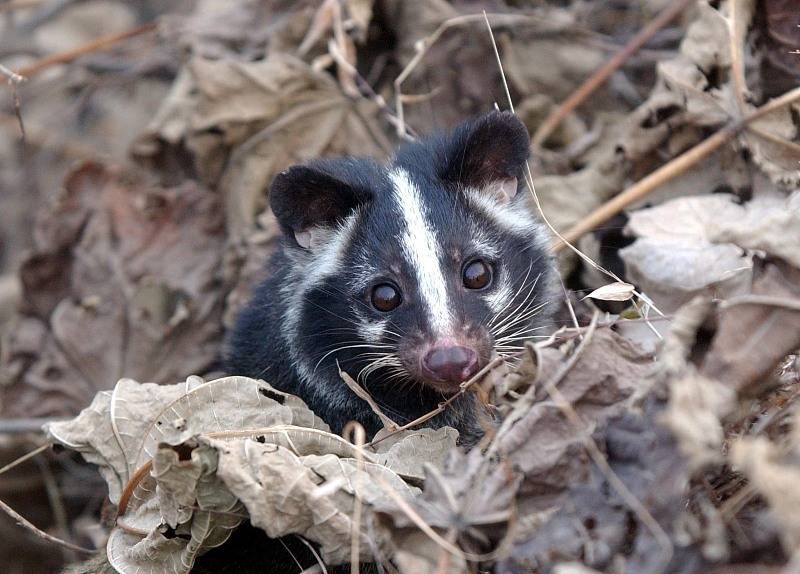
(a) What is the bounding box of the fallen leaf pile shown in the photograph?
[45,376,456,571]
[1,0,799,573]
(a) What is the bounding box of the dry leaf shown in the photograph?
[46,376,458,569]
[706,191,800,269]
[661,373,736,470]
[730,430,800,553]
[618,0,800,188]
[621,194,756,312]
[133,54,391,235]
[700,260,800,394]
[583,282,636,302]
[499,328,653,497]
[0,163,226,419]
[497,399,694,574]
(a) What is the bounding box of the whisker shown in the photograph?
[489,272,542,333]
[486,263,534,328]
[314,344,397,372]
[490,274,543,336]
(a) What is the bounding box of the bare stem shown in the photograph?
[0,497,96,555]
[367,356,505,448]
[532,0,695,147]
[555,86,800,250]
[8,22,157,81]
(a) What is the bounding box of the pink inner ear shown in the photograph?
[496,177,518,202]
[295,230,312,249]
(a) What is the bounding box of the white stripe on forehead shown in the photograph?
[389,168,453,336]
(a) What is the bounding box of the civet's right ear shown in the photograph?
[440,110,530,204]
[270,164,372,249]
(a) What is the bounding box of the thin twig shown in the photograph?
[489,311,600,460]
[0,418,64,434]
[294,536,329,574]
[555,85,800,249]
[374,475,506,562]
[327,37,413,142]
[727,0,749,115]
[483,13,665,319]
[720,294,800,313]
[532,0,695,147]
[0,112,99,159]
[436,528,458,574]
[8,22,157,81]
[557,271,582,339]
[35,454,73,560]
[277,537,306,573]
[342,422,367,574]
[367,356,505,448]
[394,12,545,139]
[0,443,49,476]
[338,362,400,432]
[0,497,96,554]
[719,483,756,521]
[0,63,27,137]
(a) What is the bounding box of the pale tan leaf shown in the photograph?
[583,281,636,302]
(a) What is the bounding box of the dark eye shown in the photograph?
[463,259,492,290]
[371,283,401,312]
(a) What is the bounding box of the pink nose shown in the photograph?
[422,346,479,383]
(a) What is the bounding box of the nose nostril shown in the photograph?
[422,345,479,383]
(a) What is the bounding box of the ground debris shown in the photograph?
[0,163,226,418]
[1,0,799,572]
[45,376,455,571]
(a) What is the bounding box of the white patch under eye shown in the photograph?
[356,317,388,343]
[389,168,453,336]
[483,271,513,314]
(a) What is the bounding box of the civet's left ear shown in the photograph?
[440,110,530,203]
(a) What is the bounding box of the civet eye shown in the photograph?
[371,283,401,312]
[463,259,492,290]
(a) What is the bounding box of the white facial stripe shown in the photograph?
[389,168,452,335]
[470,226,502,259]
[467,188,543,240]
[282,212,360,384]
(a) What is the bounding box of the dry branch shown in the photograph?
[338,366,400,431]
[3,22,156,82]
[0,498,96,555]
[555,85,800,250]
[532,0,696,147]
[367,355,505,448]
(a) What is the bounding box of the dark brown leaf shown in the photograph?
[0,163,226,418]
